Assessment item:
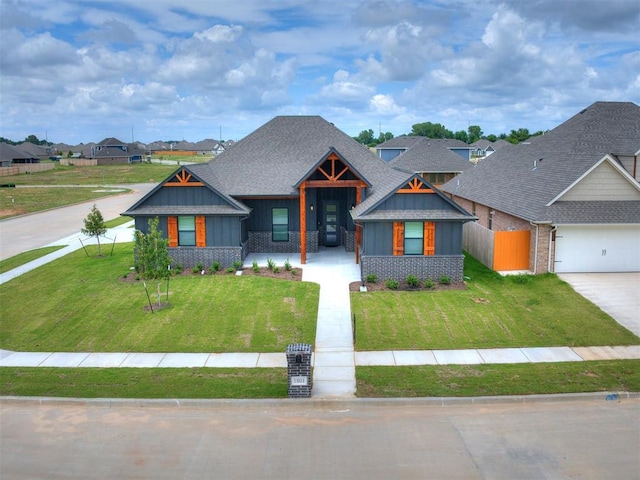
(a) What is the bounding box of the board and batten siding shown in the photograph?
[558,161,640,201]
[362,221,463,256]
[141,185,230,206]
[134,215,241,248]
[243,198,301,231]
[376,190,451,210]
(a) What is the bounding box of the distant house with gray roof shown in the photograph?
[441,101,640,274]
[0,143,39,167]
[377,136,475,186]
[90,137,144,164]
[124,116,475,282]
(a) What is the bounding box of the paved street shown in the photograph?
[1,396,638,479]
[0,183,154,260]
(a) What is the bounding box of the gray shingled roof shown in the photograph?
[440,102,640,223]
[388,137,474,174]
[207,116,397,197]
[541,201,640,224]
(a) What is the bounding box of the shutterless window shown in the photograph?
[178,216,196,246]
[404,222,423,255]
[272,208,289,241]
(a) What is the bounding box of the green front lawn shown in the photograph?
[0,244,319,352]
[351,255,639,350]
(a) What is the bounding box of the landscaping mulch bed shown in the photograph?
[349,281,466,292]
[119,267,304,283]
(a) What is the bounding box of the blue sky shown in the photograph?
[1,0,639,144]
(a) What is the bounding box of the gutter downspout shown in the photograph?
[548,226,557,273]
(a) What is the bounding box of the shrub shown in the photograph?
[192,262,205,274]
[439,275,451,285]
[365,273,378,284]
[290,269,298,276]
[406,274,419,287]
[266,258,276,271]
[510,273,532,285]
[172,263,183,275]
[284,258,292,271]
[226,266,235,273]
[273,266,281,274]
[424,278,435,289]
[211,261,221,272]
[252,260,260,273]
[385,278,399,290]
[233,260,243,271]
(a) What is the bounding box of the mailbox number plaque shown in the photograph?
[291,376,308,386]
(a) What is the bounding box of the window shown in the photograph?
[404,222,423,255]
[272,208,289,241]
[178,216,196,246]
[393,221,435,256]
[428,173,445,185]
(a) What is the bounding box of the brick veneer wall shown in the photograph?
[341,228,355,252]
[248,231,319,254]
[361,255,464,283]
[169,246,242,269]
[286,343,313,398]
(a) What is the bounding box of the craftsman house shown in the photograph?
[123,116,475,282]
[441,101,640,274]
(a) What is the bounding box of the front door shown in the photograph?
[323,202,339,246]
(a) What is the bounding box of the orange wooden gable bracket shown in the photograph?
[317,154,350,182]
[165,170,204,187]
[398,178,434,193]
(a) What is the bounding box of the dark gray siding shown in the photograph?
[243,198,300,231]
[140,186,229,207]
[377,191,452,210]
[435,222,463,255]
[362,222,392,255]
[362,221,463,256]
[134,214,241,247]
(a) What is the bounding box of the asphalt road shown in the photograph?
[0,183,154,260]
[1,396,638,479]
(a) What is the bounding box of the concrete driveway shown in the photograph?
[558,273,640,337]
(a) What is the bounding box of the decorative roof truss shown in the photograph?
[164,169,204,187]
[398,177,434,194]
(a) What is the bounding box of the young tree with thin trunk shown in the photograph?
[81,204,107,256]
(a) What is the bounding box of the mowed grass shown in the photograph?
[0,244,319,352]
[357,360,640,397]
[351,255,639,350]
[3,163,178,185]
[0,246,64,274]
[0,187,131,219]
[0,368,288,399]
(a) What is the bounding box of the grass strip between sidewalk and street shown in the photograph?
[0,368,288,399]
[356,360,640,397]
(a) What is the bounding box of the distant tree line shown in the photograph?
[0,134,53,146]
[354,122,546,147]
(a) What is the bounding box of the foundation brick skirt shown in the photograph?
[361,255,464,283]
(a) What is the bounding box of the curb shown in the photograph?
[2,391,638,408]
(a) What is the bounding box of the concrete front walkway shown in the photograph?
[245,247,361,398]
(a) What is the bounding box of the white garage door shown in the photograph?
[554,225,640,273]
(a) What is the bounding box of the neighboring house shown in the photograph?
[0,143,39,166]
[124,116,475,282]
[441,101,640,274]
[470,139,510,161]
[90,138,144,164]
[377,136,474,187]
[16,142,52,160]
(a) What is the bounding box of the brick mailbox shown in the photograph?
[286,343,313,398]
